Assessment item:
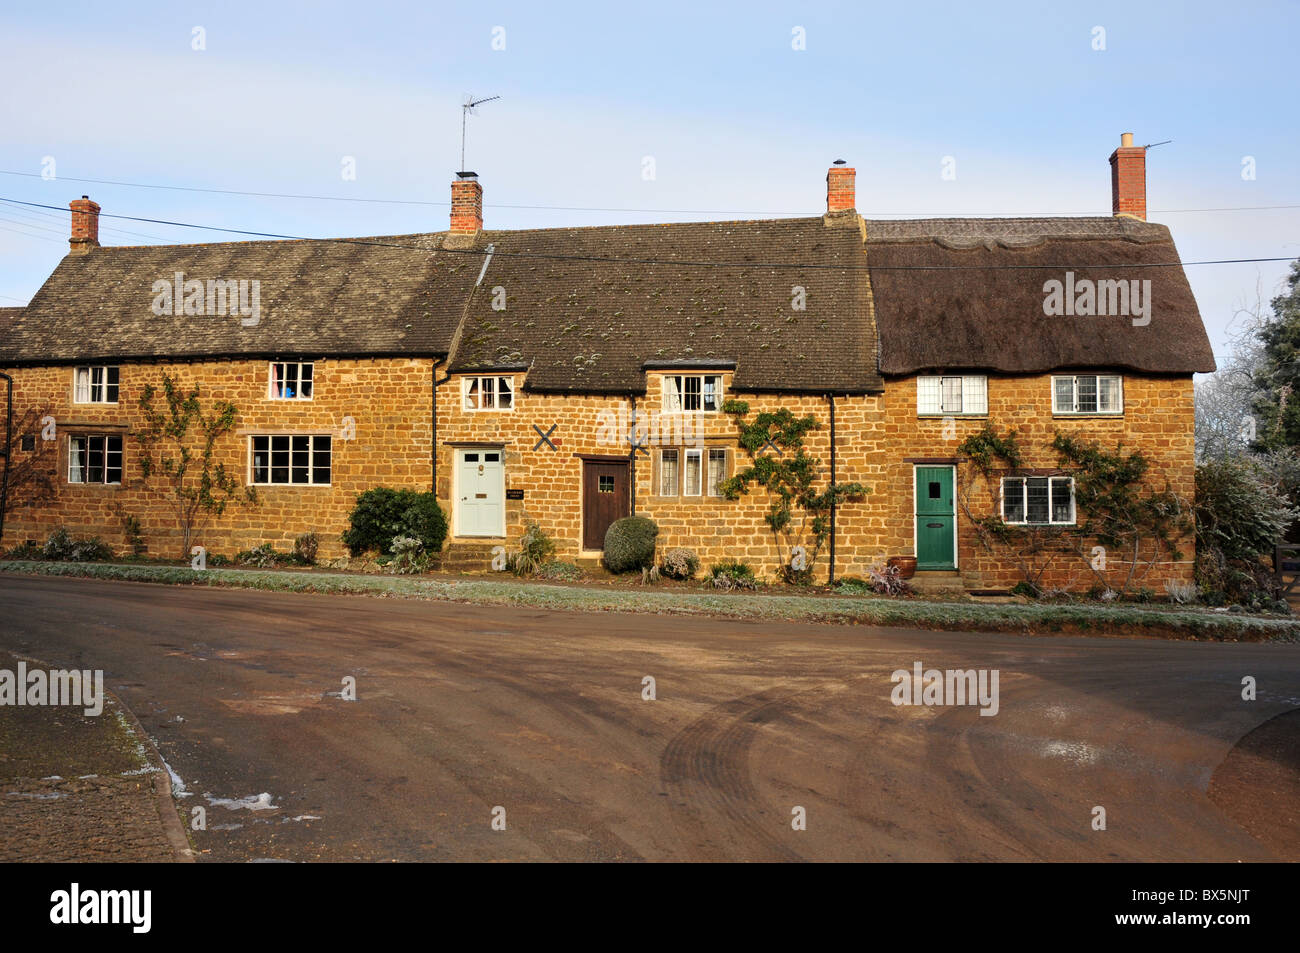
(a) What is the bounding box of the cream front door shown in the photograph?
[457,449,504,537]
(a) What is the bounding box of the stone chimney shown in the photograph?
[1109,133,1147,221]
[69,195,100,255]
[827,161,855,213]
[451,173,483,233]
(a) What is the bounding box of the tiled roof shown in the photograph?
[0,234,478,364]
[448,215,881,393]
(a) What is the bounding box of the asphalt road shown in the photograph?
[2,574,1297,862]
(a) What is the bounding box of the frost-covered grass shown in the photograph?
[3,559,1298,642]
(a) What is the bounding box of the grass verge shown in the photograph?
[2,559,1297,642]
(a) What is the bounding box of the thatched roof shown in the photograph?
[865,217,1215,375]
[448,216,881,393]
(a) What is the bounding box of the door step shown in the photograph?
[909,570,967,595]
[439,541,503,573]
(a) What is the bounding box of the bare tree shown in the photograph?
[1196,283,1270,460]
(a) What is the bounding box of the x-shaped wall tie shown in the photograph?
[532,423,558,451]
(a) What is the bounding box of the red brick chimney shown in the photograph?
[1109,133,1146,221]
[69,195,100,255]
[826,161,855,213]
[450,173,483,233]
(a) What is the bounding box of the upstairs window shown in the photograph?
[68,434,122,485]
[269,362,313,400]
[73,366,119,404]
[917,375,987,415]
[1002,476,1075,525]
[463,376,514,411]
[251,434,332,485]
[1053,374,1122,415]
[663,374,723,413]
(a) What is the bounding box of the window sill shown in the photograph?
[916,413,988,418]
[1052,413,1124,419]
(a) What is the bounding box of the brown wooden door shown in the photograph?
[582,461,630,550]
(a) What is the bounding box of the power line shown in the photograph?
[0,198,173,243]
[0,196,1295,273]
[2,169,1297,218]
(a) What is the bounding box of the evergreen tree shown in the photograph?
[1250,261,1300,450]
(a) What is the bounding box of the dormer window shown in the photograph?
[463,376,515,411]
[269,362,313,400]
[73,366,119,404]
[663,374,723,413]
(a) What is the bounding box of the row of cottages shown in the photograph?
[0,134,1215,589]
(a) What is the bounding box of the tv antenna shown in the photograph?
[460,93,501,173]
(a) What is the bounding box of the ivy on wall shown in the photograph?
[719,398,868,583]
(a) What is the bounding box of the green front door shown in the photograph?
[915,466,955,570]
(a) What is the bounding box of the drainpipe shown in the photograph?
[0,372,11,548]
[431,359,449,492]
[828,392,837,586]
[628,394,637,515]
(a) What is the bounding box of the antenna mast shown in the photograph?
[460,93,501,172]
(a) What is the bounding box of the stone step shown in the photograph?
[908,571,968,594]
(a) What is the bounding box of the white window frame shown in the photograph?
[916,375,987,416]
[268,361,314,401]
[706,448,728,497]
[683,448,703,497]
[73,365,119,404]
[1051,374,1123,415]
[1001,476,1076,526]
[68,434,123,485]
[658,449,679,496]
[249,434,333,486]
[462,375,515,412]
[662,374,724,414]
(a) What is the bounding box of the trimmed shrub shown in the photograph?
[709,559,758,591]
[343,488,448,556]
[660,547,700,580]
[603,516,658,573]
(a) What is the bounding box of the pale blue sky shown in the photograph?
[2,0,1297,363]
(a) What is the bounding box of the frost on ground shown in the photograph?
[207,792,277,811]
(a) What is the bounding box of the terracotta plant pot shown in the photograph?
[887,556,918,579]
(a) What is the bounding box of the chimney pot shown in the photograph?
[1109,133,1147,221]
[826,163,856,213]
[450,174,483,234]
[68,196,101,255]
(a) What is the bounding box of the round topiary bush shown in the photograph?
[603,516,659,573]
